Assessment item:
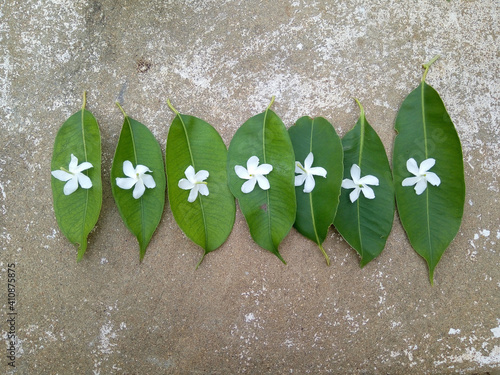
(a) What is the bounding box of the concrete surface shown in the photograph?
[1,0,499,374]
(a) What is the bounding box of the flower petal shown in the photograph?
[141,174,156,189]
[63,176,79,195]
[361,185,375,199]
[68,154,79,172]
[194,169,209,182]
[308,166,327,178]
[425,172,441,186]
[255,163,273,176]
[184,165,196,183]
[235,165,250,179]
[132,179,146,199]
[349,188,361,203]
[341,178,357,189]
[246,156,260,173]
[178,178,194,190]
[77,173,92,189]
[116,177,137,190]
[358,175,379,186]
[402,176,420,187]
[350,164,361,183]
[414,179,428,195]
[75,161,93,173]
[420,158,436,173]
[303,174,315,193]
[241,178,257,193]
[295,162,304,174]
[406,158,419,176]
[136,164,152,175]
[123,160,136,178]
[295,173,307,187]
[51,170,73,182]
[304,152,314,169]
[198,184,209,197]
[188,185,199,202]
[256,174,270,190]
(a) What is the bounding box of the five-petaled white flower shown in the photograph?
[178,165,209,203]
[402,157,441,195]
[341,164,379,203]
[235,156,273,193]
[294,152,327,193]
[51,154,93,196]
[116,160,156,199]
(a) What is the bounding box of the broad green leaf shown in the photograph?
[51,92,102,260]
[111,104,166,261]
[334,100,395,267]
[166,100,235,268]
[393,56,465,284]
[288,117,343,265]
[227,98,296,263]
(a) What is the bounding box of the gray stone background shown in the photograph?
[1,0,499,374]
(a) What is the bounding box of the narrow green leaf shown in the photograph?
[111,104,166,261]
[393,56,465,284]
[334,100,395,267]
[51,92,102,260]
[166,100,235,268]
[288,117,343,265]
[227,98,296,263]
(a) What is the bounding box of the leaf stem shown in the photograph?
[82,91,87,110]
[195,252,206,270]
[116,102,127,118]
[354,98,364,118]
[266,96,275,111]
[318,243,330,266]
[166,98,180,115]
[422,55,440,83]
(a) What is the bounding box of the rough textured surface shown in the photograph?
[1,0,499,374]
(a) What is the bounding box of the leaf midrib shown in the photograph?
[80,108,89,249]
[125,116,146,250]
[308,119,321,247]
[177,114,209,250]
[356,115,365,259]
[421,82,433,266]
[262,109,273,250]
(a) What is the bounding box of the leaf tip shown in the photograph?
[195,252,207,270]
[76,241,87,262]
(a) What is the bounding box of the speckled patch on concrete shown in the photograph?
[1,0,499,374]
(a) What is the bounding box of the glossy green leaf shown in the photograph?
[166,100,235,268]
[51,92,102,261]
[227,98,296,263]
[334,100,395,267]
[288,117,343,265]
[111,104,166,261]
[393,56,465,284]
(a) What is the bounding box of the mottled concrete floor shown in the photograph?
[1,0,499,374]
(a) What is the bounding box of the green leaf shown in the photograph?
[334,100,395,267]
[393,56,465,284]
[51,92,102,261]
[227,98,296,263]
[288,117,343,265]
[110,104,166,261]
[166,100,235,268]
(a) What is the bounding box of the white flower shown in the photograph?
[294,152,327,193]
[51,154,93,195]
[235,156,273,193]
[116,160,156,199]
[178,165,209,203]
[402,158,441,195]
[341,164,379,203]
